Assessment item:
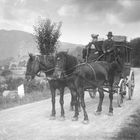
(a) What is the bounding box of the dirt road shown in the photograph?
[0,68,140,140]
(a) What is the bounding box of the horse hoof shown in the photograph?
[82,120,89,124]
[72,117,78,121]
[108,112,113,116]
[49,116,56,120]
[59,116,65,121]
[95,111,101,116]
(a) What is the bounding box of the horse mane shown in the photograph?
[57,51,78,75]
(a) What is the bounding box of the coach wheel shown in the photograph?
[128,70,135,100]
[117,79,126,107]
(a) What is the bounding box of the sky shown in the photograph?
[0,0,140,44]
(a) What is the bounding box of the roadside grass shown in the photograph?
[114,109,140,140]
[0,87,70,110]
[0,89,51,110]
[0,75,52,110]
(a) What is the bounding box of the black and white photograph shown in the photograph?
[0,0,140,139]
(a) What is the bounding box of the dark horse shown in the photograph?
[54,51,122,124]
[25,53,77,120]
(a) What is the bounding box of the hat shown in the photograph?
[107,32,113,36]
[91,34,99,38]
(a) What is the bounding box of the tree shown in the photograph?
[130,38,140,67]
[33,18,62,55]
[1,70,12,78]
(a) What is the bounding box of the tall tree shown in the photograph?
[33,18,62,55]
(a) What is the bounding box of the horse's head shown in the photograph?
[53,51,68,79]
[25,53,40,81]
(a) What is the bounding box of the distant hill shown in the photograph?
[0,30,83,62]
[0,30,37,60]
[58,42,83,52]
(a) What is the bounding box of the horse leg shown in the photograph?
[59,88,65,120]
[95,88,104,115]
[70,91,80,112]
[72,91,79,121]
[69,89,74,111]
[79,87,89,124]
[77,95,81,112]
[108,75,114,116]
[108,87,113,116]
[50,86,56,120]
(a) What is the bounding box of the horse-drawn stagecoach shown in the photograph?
[82,35,135,107]
[25,35,135,124]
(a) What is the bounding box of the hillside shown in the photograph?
[0,30,37,60]
[0,30,83,61]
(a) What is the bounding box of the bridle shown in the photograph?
[26,55,55,79]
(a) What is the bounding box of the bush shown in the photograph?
[6,77,24,90]
[4,77,46,93]
[1,69,12,79]
[0,78,50,110]
[24,79,47,93]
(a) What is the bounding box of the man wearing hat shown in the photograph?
[102,31,116,62]
[83,34,100,62]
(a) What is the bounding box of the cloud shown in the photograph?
[58,5,79,17]
[3,0,48,19]
[119,1,140,23]
[65,0,122,16]
[60,0,140,24]
[0,0,49,32]
[1,0,140,41]
[0,0,66,33]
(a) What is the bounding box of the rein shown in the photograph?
[94,54,104,62]
[59,62,86,78]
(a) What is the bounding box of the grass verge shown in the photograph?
[0,89,51,110]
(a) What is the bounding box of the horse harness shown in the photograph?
[86,63,97,81]
[61,53,106,80]
[35,55,55,76]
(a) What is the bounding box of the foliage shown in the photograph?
[0,57,14,69]
[33,18,62,55]
[5,77,24,90]
[4,77,45,93]
[0,76,50,110]
[130,38,140,67]
[0,78,50,110]
[0,76,7,94]
[24,79,46,93]
[1,70,12,78]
